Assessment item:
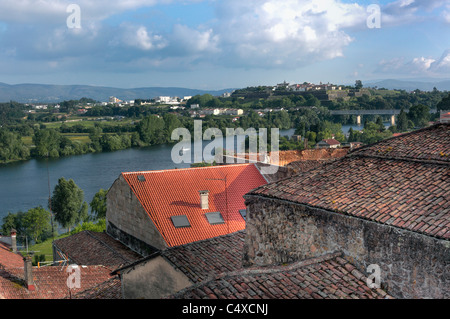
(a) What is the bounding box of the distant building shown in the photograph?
[109,96,122,103]
[316,139,341,149]
[440,111,450,124]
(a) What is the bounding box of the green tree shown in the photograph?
[408,104,430,128]
[137,115,166,145]
[51,177,89,232]
[397,108,409,132]
[90,189,108,220]
[0,129,30,162]
[1,211,25,236]
[33,129,61,158]
[22,207,52,243]
[437,93,450,111]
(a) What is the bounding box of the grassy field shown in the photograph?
[21,233,71,263]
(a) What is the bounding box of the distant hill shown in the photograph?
[365,79,450,92]
[0,83,236,103]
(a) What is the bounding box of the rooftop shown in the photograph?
[320,139,341,145]
[162,231,246,283]
[0,264,113,299]
[0,242,23,270]
[248,124,450,240]
[53,231,144,269]
[121,164,267,247]
[166,247,392,299]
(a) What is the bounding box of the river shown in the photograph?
[0,124,384,223]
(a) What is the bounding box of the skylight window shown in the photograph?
[205,212,225,225]
[239,209,247,221]
[171,215,191,228]
[137,175,146,182]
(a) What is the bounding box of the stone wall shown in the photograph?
[106,175,167,254]
[243,195,450,299]
[121,255,192,299]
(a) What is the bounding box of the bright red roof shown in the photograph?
[122,164,267,247]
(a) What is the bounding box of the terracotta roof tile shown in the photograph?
[0,265,114,299]
[0,242,23,270]
[122,164,267,247]
[53,231,144,268]
[162,231,245,283]
[169,252,393,299]
[69,276,122,299]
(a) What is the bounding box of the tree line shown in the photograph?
[1,178,107,245]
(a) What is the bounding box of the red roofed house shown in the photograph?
[440,111,450,124]
[316,138,341,149]
[0,240,115,299]
[106,163,268,255]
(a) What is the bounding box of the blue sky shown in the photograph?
[0,0,449,90]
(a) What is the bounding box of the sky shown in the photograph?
[0,0,449,90]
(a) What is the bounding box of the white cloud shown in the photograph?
[430,50,450,72]
[377,50,450,76]
[171,24,220,54]
[120,25,167,51]
[213,0,367,68]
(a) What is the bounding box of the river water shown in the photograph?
[0,124,380,223]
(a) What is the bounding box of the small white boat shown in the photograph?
[180,147,190,155]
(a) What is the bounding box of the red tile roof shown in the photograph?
[0,264,114,299]
[122,164,267,247]
[248,124,450,240]
[0,242,23,270]
[0,239,117,299]
[169,252,393,299]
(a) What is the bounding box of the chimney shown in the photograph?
[23,256,36,291]
[199,190,209,210]
[10,228,17,254]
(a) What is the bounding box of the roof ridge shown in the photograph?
[122,163,254,175]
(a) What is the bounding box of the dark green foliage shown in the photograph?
[51,177,89,232]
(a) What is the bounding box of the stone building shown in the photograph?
[244,123,450,299]
[105,164,268,255]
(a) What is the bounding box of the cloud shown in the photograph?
[377,50,450,76]
[212,0,367,68]
[119,24,167,51]
[381,0,450,26]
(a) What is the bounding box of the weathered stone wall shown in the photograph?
[243,195,450,299]
[106,175,167,253]
[122,255,192,299]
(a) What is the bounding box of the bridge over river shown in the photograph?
[330,109,438,125]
